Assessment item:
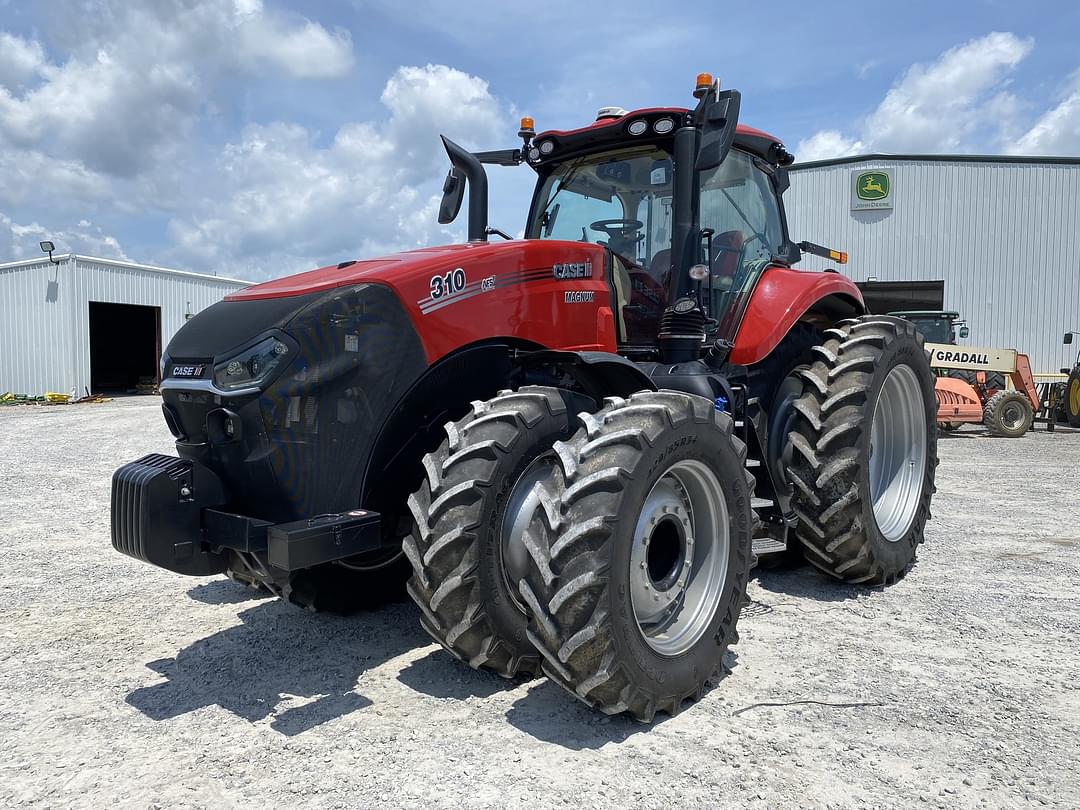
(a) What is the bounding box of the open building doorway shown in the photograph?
[89,302,161,394]
[855,280,945,314]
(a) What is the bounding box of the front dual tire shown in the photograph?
[404,387,574,677]
[405,387,755,722]
[517,392,754,722]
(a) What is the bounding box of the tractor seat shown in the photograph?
[648,249,671,285]
[712,230,744,287]
[646,230,745,289]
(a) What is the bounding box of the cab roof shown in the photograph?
[533,107,787,165]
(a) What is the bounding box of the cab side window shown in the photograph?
[698,151,784,329]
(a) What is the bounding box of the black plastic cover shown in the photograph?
[166,292,322,360]
[163,284,428,524]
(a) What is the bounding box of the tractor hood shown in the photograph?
[168,239,611,369]
[227,242,528,301]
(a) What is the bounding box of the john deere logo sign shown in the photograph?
[851,169,893,210]
[857,172,889,200]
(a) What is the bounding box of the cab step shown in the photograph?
[752,536,788,557]
[751,497,774,510]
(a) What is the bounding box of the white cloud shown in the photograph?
[235,4,354,79]
[0,213,129,262]
[0,1,354,178]
[165,64,513,277]
[795,32,1041,161]
[0,32,45,90]
[0,1,359,263]
[1008,71,1080,155]
[870,32,1032,152]
[795,130,866,163]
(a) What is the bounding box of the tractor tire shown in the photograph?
[785,316,938,585]
[517,391,754,723]
[404,387,574,678]
[1066,367,1080,428]
[983,390,1033,437]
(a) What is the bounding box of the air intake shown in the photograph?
[658,298,706,364]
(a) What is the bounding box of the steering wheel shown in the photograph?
[590,219,643,238]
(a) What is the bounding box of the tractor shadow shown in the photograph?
[186,578,274,605]
[501,651,739,750]
[397,649,518,701]
[752,562,874,603]
[125,599,427,735]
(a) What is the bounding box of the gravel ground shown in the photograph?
[1,397,1078,809]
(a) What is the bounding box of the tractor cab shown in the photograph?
[891,310,969,345]
[523,114,793,348]
[438,73,807,357]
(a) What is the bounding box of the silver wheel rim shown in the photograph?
[501,456,556,613]
[869,364,928,542]
[630,460,730,656]
[1001,401,1025,429]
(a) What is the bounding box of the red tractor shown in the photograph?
[111,75,938,721]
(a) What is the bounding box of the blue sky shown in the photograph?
[1,0,1078,278]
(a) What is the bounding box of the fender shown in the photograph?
[730,267,865,365]
[518,349,657,400]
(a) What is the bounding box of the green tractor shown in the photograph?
[1064,332,1080,427]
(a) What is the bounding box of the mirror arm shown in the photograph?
[441,135,489,242]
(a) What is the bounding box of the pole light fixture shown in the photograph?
[39,240,60,265]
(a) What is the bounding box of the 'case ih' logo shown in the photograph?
[553,260,592,280]
[172,364,205,378]
[856,172,890,201]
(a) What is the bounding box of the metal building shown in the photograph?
[0,254,249,397]
[785,154,1080,373]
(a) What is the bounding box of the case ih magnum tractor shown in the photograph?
[112,76,938,721]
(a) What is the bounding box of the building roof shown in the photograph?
[0,253,252,286]
[791,152,1080,170]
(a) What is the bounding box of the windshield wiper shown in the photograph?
[541,157,589,218]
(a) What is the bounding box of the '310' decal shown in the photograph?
[429,268,467,299]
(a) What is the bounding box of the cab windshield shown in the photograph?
[529,144,787,347]
[530,145,674,344]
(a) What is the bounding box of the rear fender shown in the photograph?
[730,268,865,365]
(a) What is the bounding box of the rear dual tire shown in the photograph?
[785,316,938,585]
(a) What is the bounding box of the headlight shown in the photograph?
[213,336,291,391]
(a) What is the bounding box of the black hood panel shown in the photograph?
[167,292,323,360]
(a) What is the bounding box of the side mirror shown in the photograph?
[695,89,742,171]
[959,326,970,339]
[438,168,465,225]
[1065,332,1074,345]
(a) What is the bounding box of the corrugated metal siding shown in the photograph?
[785,159,1080,373]
[0,255,248,396]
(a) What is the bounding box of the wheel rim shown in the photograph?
[1070,379,1080,415]
[869,364,928,542]
[1001,400,1025,430]
[500,455,556,613]
[630,460,729,656]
